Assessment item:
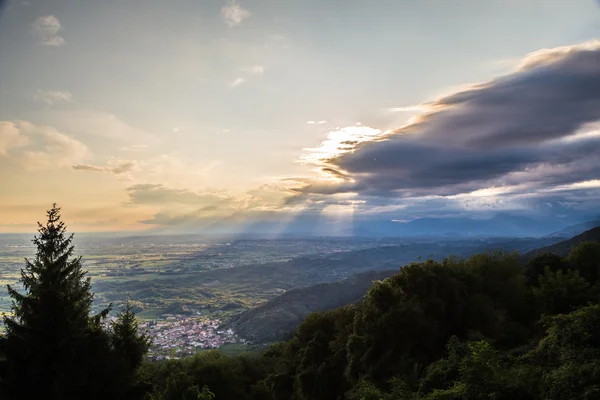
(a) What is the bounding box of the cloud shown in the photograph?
[221,2,250,27]
[37,109,154,144]
[301,125,385,166]
[127,182,293,228]
[242,65,265,74]
[295,40,600,216]
[386,105,430,113]
[126,184,233,206]
[228,77,246,88]
[0,121,30,155]
[231,65,264,88]
[73,160,136,175]
[119,144,148,152]
[0,120,87,169]
[33,15,65,46]
[72,164,104,172]
[34,90,72,105]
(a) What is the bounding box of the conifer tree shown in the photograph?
[0,204,115,400]
[112,301,152,374]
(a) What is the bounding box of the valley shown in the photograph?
[0,232,572,354]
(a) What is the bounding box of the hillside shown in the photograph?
[526,226,600,258]
[546,219,600,238]
[227,233,585,343]
[225,269,398,342]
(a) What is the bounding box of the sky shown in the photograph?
[1,0,600,234]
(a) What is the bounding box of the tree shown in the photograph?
[112,301,152,374]
[0,204,118,400]
[525,252,568,286]
[111,301,152,398]
[532,267,596,316]
[527,305,600,399]
[197,385,216,400]
[568,241,600,284]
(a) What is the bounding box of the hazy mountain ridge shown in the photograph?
[526,226,600,258]
[225,232,584,343]
[225,269,398,342]
[546,219,600,238]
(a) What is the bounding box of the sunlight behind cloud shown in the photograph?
[300,126,386,167]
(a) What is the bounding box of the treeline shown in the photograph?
[1,206,600,399]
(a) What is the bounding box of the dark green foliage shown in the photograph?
[525,305,600,399]
[141,351,273,400]
[532,267,596,315]
[264,306,356,400]
[525,252,569,285]
[347,252,531,385]
[112,301,152,374]
[421,339,534,400]
[111,301,153,398]
[568,241,600,284]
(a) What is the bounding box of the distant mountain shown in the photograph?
[225,269,398,343]
[386,214,569,237]
[327,215,571,238]
[526,227,600,258]
[546,219,600,238]
[157,210,579,238]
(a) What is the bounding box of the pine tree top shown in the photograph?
[33,203,75,264]
[3,203,107,332]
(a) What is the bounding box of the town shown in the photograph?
[104,314,243,360]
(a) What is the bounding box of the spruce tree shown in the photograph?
[0,204,114,400]
[111,301,151,381]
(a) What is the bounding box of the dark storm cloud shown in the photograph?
[304,41,600,199]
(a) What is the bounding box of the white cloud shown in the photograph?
[0,121,30,155]
[0,121,88,169]
[221,2,250,27]
[301,125,384,166]
[33,15,65,46]
[242,65,265,74]
[228,77,246,88]
[34,90,73,105]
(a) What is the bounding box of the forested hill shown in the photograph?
[226,269,398,342]
[526,226,600,257]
